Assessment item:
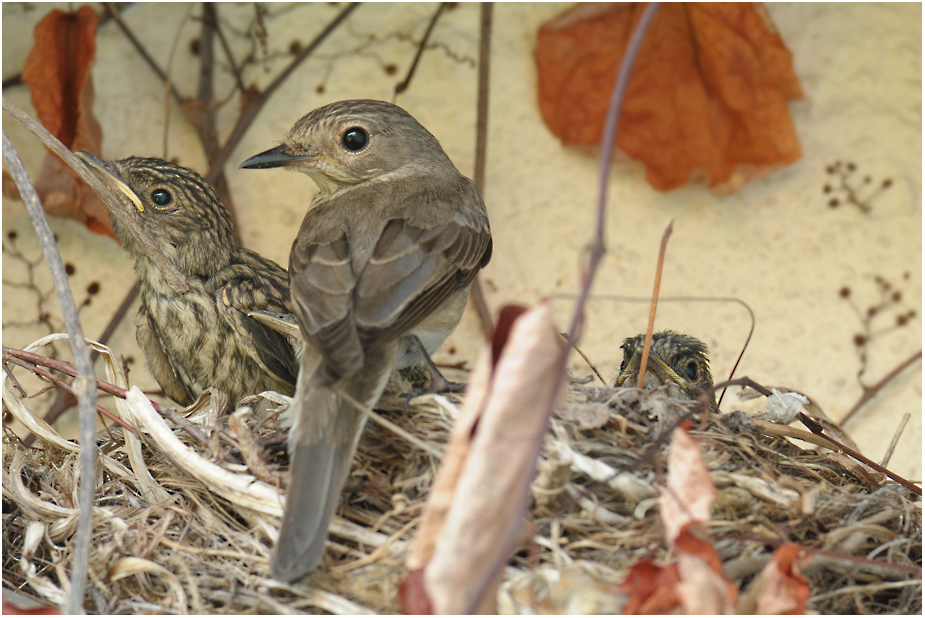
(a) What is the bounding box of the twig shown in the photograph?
[839,349,921,427]
[4,355,138,435]
[490,2,662,614]
[211,5,247,94]
[467,2,495,338]
[560,333,605,385]
[394,3,446,96]
[27,283,140,446]
[103,3,184,105]
[206,3,360,185]
[2,97,190,294]
[2,129,97,614]
[3,347,212,449]
[711,376,922,496]
[880,413,910,468]
[637,219,673,389]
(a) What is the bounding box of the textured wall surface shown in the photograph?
[3,3,921,479]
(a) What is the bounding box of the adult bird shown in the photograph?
[241,99,492,582]
[615,330,717,408]
[77,153,299,406]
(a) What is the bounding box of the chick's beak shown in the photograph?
[616,349,691,390]
[240,144,317,170]
[75,151,145,213]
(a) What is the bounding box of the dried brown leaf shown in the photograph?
[662,424,716,544]
[20,6,112,238]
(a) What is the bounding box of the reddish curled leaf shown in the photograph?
[420,301,566,614]
[536,3,803,192]
[20,6,113,238]
[754,544,812,614]
[662,424,717,544]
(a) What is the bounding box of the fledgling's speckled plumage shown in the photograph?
[616,330,716,407]
[78,153,299,406]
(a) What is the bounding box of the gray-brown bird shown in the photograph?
[241,99,492,582]
[614,330,716,407]
[77,153,299,406]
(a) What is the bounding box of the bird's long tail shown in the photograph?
[271,343,397,583]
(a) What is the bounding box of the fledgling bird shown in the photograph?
[77,152,299,406]
[241,99,492,582]
[614,330,717,408]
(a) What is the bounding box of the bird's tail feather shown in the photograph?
[271,343,397,583]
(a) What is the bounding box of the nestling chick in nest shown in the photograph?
[614,330,717,410]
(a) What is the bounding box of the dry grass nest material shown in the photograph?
[2,342,922,615]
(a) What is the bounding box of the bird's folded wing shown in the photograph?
[355,201,492,354]
[134,307,197,406]
[217,273,299,389]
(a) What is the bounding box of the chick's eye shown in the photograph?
[620,359,627,372]
[342,127,369,152]
[684,362,698,381]
[151,189,172,207]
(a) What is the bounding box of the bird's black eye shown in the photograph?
[151,189,172,207]
[684,361,698,381]
[342,127,369,152]
[619,359,627,372]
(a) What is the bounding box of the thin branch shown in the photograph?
[2,97,190,294]
[205,3,361,185]
[637,219,673,389]
[26,283,140,446]
[211,5,247,94]
[103,2,184,105]
[2,129,97,614]
[475,3,662,614]
[467,2,495,338]
[839,349,921,427]
[394,3,446,96]
[4,347,212,449]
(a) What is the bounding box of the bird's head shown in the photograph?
[77,153,235,278]
[615,330,716,407]
[240,99,454,198]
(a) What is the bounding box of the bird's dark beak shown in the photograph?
[75,151,145,212]
[240,144,314,170]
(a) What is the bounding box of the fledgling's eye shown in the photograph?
[619,359,627,372]
[151,189,173,207]
[342,127,369,152]
[684,361,698,381]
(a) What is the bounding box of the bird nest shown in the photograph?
[2,337,922,614]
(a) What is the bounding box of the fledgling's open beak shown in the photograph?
[76,151,145,212]
[239,144,316,170]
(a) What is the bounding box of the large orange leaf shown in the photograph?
[535,3,803,192]
[18,5,113,238]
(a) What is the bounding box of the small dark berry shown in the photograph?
[903,272,910,279]
[289,40,303,55]
[65,263,76,276]
[87,282,100,295]
[866,307,878,318]
[2,410,12,424]
[384,64,398,76]
[829,198,839,207]
[7,230,17,240]
[882,178,893,188]
[839,287,851,298]
[847,162,856,172]
[316,84,325,94]
[853,333,867,347]
[897,315,908,326]
[447,347,456,355]
[39,313,51,323]
[891,291,902,302]
[825,165,835,174]
[908,310,917,318]
[823,184,831,194]
[125,356,135,365]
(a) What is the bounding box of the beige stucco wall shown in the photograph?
[3,3,921,480]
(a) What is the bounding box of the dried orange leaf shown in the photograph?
[20,6,112,238]
[754,544,812,614]
[535,3,803,192]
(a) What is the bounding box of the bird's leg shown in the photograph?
[407,335,466,398]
